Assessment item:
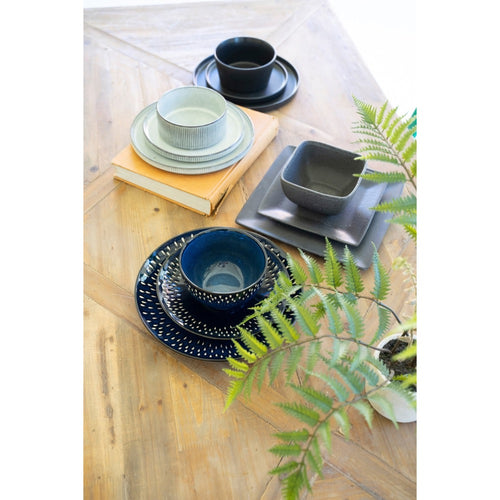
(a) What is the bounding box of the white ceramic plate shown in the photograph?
[143,104,243,162]
[130,102,254,175]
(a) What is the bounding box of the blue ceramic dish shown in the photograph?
[179,227,267,311]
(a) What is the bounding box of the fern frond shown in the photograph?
[287,254,308,285]
[232,339,257,363]
[269,461,300,476]
[367,392,398,427]
[320,292,344,335]
[343,247,365,294]
[290,383,334,413]
[375,100,388,125]
[282,470,308,500]
[271,309,300,343]
[224,379,244,410]
[238,326,268,357]
[333,364,364,394]
[332,407,351,439]
[285,345,305,381]
[324,239,343,288]
[356,360,382,387]
[288,297,320,336]
[299,249,323,284]
[309,370,350,402]
[351,400,374,429]
[356,152,401,165]
[404,224,417,240]
[269,349,286,385]
[269,443,302,457]
[337,294,365,339]
[317,420,332,453]
[371,247,391,301]
[381,105,399,130]
[274,429,310,442]
[375,194,416,214]
[358,171,406,185]
[257,315,284,349]
[306,444,323,475]
[370,305,392,344]
[227,357,249,372]
[353,95,378,123]
[402,140,417,163]
[390,213,417,227]
[277,402,320,427]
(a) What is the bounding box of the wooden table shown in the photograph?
[84,1,416,498]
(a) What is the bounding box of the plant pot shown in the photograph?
[368,333,417,423]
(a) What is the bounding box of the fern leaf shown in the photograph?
[269,461,300,476]
[337,294,365,339]
[271,309,300,343]
[282,470,307,500]
[306,447,323,476]
[242,363,257,398]
[285,345,305,381]
[332,407,351,439]
[370,305,392,344]
[256,356,271,390]
[317,420,332,453]
[375,100,388,125]
[351,400,374,429]
[409,159,417,177]
[385,381,417,408]
[227,357,249,372]
[310,370,350,402]
[303,341,322,383]
[274,429,310,442]
[404,224,417,240]
[289,298,320,336]
[290,383,333,413]
[402,139,417,163]
[222,368,245,379]
[269,349,286,385]
[324,239,343,288]
[269,443,302,457]
[396,126,416,155]
[257,315,284,349]
[333,364,364,394]
[287,254,308,285]
[353,95,377,123]
[277,402,320,427]
[356,360,381,387]
[371,247,390,301]
[343,247,365,294]
[381,105,398,130]
[358,171,406,184]
[232,340,257,363]
[224,379,244,410]
[375,193,416,214]
[368,392,398,427]
[320,292,344,335]
[299,249,323,284]
[390,213,417,226]
[356,152,401,165]
[388,116,411,147]
[238,326,268,357]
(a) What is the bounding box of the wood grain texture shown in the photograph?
[84,1,416,498]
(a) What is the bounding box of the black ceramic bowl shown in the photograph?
[179,228,267,311]
[214,37,276,93]
[280,141,366,215]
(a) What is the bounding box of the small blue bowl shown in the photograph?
[179,228,267,311]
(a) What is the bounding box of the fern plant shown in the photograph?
[223,242,416,500]
[352,96,417,240]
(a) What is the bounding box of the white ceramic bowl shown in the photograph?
[156,86,227,150]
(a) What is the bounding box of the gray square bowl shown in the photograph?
[280,141,366,214]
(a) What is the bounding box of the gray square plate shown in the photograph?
[257,166,386,246]
[236,146,404,269]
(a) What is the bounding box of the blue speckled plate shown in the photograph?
[135,228,291,360]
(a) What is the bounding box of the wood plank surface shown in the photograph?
[84,1,416,498]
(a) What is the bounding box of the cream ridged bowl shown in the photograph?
[156,86,227,150]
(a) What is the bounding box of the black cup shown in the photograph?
[214,37,276,93]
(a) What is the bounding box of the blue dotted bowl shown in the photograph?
[179,228,267,311]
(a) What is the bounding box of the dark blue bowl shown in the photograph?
[179,228,267,311]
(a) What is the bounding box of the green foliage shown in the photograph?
[352,96,417,240]
[223,245,416,499]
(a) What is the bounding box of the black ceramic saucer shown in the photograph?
[193,55,299,112]
[205,59,288,104]
[156,233,290,339]
[135,228,291,360]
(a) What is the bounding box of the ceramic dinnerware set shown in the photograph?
[135,227,295,360]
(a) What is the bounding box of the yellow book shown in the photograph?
[112,106,279,215]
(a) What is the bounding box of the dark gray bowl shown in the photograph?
[214,37,276,93]
[280,141,366,214]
